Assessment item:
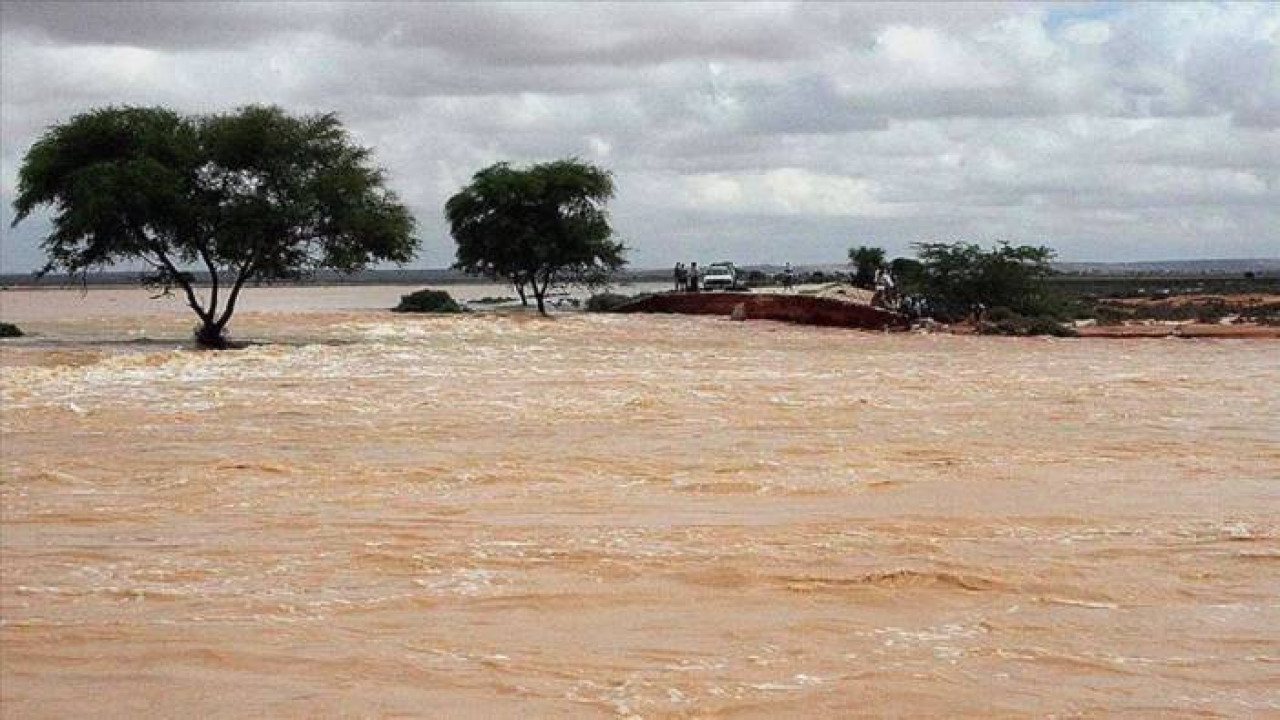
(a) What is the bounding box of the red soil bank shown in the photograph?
[617,292,907,330]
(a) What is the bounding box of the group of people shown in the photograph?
[672,262,700,292]
[872,266,896,306]
[670,261,894,300]
[674,261,797,292]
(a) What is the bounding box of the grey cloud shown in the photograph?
[2,1,1279,273]
[0,1,317,49]
[3,2,815,63]
[732,75,891,135]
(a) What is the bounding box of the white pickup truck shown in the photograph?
[701,262,741,291]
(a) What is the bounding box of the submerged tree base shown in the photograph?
[194,324,232,349]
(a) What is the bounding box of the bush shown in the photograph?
[585,292,635,312]
[1024,316,1078,337]
[1246,302,1280,325]
[392,289,463,313]
[913,241,1061,321]
[0,322,23,338]
[985,306,1019,322]
[978,313,1077,337]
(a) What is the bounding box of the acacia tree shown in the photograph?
[12,105,416,347]
[848,245,885,288]
[914,241,1058,320]
[446,159,626,315]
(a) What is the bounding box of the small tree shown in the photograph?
[12,105,416,347]
[848,245,885,288]
[889,257,925,292]
[914,241,1059,321]
[446,159,626,315]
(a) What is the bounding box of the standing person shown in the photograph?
[875,266,897,309]
[782,262,794,292]
[673,262,686,291]
[688,262,699,293]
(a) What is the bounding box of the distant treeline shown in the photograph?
[0,267,669,288]
[5,262,1278,289]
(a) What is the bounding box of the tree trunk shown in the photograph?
[514,280,529,307]
[197,262,253,349]
[194,320,228,349]
[528,272,551,316]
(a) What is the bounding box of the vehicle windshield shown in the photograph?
[706,265,732,273]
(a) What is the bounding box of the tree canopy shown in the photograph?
[12,105,417,347]
[913,241,1058,320]
[446,159,626,314]
[848,245,886,288]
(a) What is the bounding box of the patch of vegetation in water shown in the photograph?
[977,309,1077,337]
[392,289,464,313]
[586,292,645,312]
[1087,298,1280,326]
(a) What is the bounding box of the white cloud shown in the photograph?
[2,1,1278,271]
[682,169,896,218]
[1061,20,1111,46]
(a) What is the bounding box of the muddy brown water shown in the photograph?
[1,288,1278,717]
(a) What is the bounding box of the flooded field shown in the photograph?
[2,288,1278,717]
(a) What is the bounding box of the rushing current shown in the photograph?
[1,287,1277,718]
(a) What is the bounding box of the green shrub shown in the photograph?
[1025,316,1078,337]
[392,289,463,313]
[913,241,1061,321]
[0,322,23,338]
[978,313,1076,337]
[585,292,635,312]
[985,306,1019,322]
[1245,302,1280,325]
[1092,304,1135,324]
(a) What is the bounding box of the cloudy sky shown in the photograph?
[2,1,1278,271]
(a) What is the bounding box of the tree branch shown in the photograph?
[151,245,210,324]
[215,258,255,330]
[197,244,220,320]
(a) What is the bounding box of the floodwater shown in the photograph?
[2,287,1278,717]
